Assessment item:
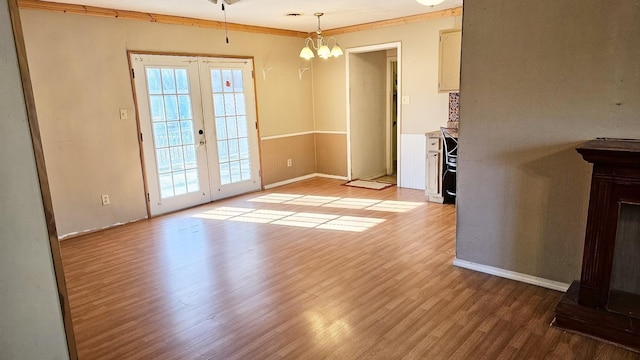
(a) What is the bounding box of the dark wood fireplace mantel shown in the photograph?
[554,138,640,352]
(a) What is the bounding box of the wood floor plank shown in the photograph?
[59,178,640,359]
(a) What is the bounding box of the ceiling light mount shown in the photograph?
[299,12,343,60]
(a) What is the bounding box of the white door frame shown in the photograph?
[386,56,398,176]
[345,42,402,183]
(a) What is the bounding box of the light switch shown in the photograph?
[402,96,410,105]
[119,109,128,120]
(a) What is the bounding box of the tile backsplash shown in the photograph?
[449,92,460,122]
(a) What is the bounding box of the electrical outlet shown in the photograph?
[287,159,292,167]
[402,96,410,105]
[119,109,128,120]
[101,194,110,206]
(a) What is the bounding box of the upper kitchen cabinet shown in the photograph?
[438,28,462,92]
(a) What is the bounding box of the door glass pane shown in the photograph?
[226,117,238,139]
[230,161,241,182]
[237,116,247,138]
[170,147,184,171]
[233,70,243,92]
[185,169,199,192]
[150,96,165,121]
[228,139,240,161]
[164,95,179,121]
[159,173,174,198]
[210,68,252,186]
[238,138,249,159]
[240,159,251,181]
[215,117,227,140]
[223,94,236,116]
[175,69,189,94]
[211,70,223,93]
[173,172,187,195]
[153,123,168,148]
[146,68,162,95]
[146,66,200,199]
[156,148,171,173]
[161,69,176,93]
[219,163,231,185]
[235,94,246,115]
[167,121,182,146]
[217,140,229,163]
[180,121,194,145]
[183,145,197,168]
[222,70,233,93]
[178,95,192,120]
[213,94,225,117]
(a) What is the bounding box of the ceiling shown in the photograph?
[42,0,463,32]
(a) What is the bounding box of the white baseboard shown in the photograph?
[59,217,147,240]
[264,174,317,189]
[452,258,570,292]
[263,173,348,190]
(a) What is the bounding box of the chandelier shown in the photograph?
[299,13,343,60]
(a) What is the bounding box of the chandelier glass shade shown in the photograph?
[416,0,445,6]
[299,13,343,60]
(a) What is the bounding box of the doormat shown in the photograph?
[344,180,395,190]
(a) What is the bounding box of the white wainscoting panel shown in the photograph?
[399,133,426,190]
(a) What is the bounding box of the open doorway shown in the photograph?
[385,57,398,183]
[346,42,401,185]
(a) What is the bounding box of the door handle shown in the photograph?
[198,129,205,146]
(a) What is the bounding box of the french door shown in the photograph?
[131,53,261,216]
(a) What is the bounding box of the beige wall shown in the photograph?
[316,133,348,177]
[0,1,69,358]
[312,16,460,134]
[260,134,316,185]
[457,1,640,283]
[20,9,313,236]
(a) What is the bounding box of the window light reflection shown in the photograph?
[193,207,385,232]
[306,311,352,343]
[249,193,424,213]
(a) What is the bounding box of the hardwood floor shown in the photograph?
[60,178,639,359]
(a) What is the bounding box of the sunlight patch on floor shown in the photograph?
[284,195,341,206]
[248,193,424,213]
[367,200,425,213]
[193,207,385,232]
[247,193,303,203]
[194,207,254,220]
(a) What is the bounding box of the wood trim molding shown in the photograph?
[18,0,461,38]
[7,0,78,358]
[17,0,307,37]
[323,7,463,36]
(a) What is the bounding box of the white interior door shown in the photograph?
[131,54,261,216]
[199,59,261,200]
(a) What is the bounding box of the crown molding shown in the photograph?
[323,7,462,36]
[17,0,308,37]
[18,0,461,38]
